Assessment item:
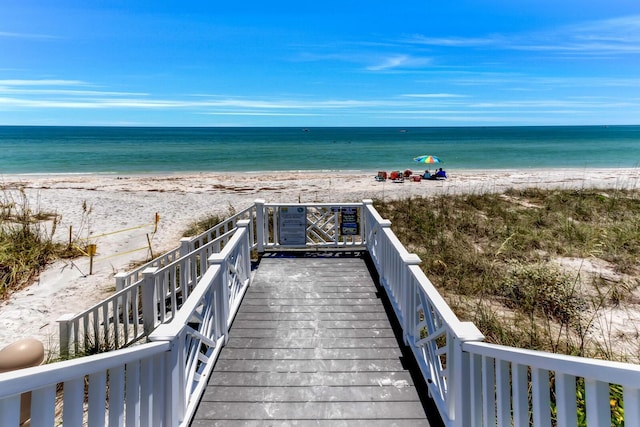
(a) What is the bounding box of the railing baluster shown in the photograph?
[30,385,56,426]
[511,363,529,426]
[108,366,125,426]
[125,360,141,427]
[88,371,107,426]
[531,367,552,427]
[496,359,511,427]
[586,379,612,427]
[63,378,84,427]
[555,373,577,426]
[482,356,497,427]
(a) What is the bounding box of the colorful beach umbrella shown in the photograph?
[413,155,443,164]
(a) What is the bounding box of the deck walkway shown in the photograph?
[191,252,441,426]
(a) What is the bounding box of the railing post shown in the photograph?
[360,200,370,244]
[208,253,230,344]
[179,237,191,257]
[236,220,252,284]
[451,323,485,427]
[56,313,75,359]
[255,199,265,254]
[362,199,373,249]
[115,272,128,292]
[141,267,159,336]
[148,322,185,427]
[401,255,421,344]
[375,219,392,278]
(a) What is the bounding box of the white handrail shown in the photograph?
[1,220,252,426]
[0,341,170,427]
[459,341,640,427]
[57,228,237,357]
[4,200,640,426]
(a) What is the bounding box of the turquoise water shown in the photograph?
[1,126,639,174]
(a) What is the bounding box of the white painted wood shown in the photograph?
[152,353,164,427]
[511,363,529,427]
[0,394,20,426]
[586,379,611,427]
[482,356,496,427]
[555,373,578,427]
[623,387,640,427]
[63,377,85,427]
[464,341,640,387]
[109,366,125,427]
[496,359,511,427]
[468,353,483,427]
[88,371,107,427]
[531,368,551,427]
[139,356,154,427]
[125,360,141,427]
[30,385,56,427]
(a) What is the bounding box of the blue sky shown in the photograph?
[1,1,640,127]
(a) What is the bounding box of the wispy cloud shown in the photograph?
[405,35,501,47]
[0,31,59,40]
[404,14,640,56]
[366,55,431,71]
[402,93,468,98]
[0,79,88,86]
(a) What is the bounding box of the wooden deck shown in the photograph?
[191,252,442,426]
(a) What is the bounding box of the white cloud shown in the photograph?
[0,79,87,86]
[366,55,431,71]
[402,93,467,98]
[0,31,58,40]
[404,14,640,56]
[406,35,500,47]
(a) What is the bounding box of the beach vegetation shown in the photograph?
[0,188,83,299]
[182,204,236,237]
[374,187,640,362]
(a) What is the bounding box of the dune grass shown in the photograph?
[374,187,640,360]
[0,189,82,299]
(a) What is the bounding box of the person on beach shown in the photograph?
[422,170,431,179]
[433,168,447,179]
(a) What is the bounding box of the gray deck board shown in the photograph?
[191,253,437,426]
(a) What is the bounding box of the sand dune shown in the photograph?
[1,168,638,355]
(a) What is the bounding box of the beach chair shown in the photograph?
[375,171,387,181]
[389,171,404,183]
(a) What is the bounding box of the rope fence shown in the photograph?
[68,213,160,274]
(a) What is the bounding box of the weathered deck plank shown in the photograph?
[191,253,438,426]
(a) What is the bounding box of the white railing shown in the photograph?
[457,342,640,427]
[3,199,640,426]
[57,201,364,357]
[0,221,252,427]
[362,199,640,427]
[256,201,365,251]
[57,226,238,358]
[363,200,484,424]
[113,205,256,291]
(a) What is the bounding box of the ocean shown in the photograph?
[1,126,639,174]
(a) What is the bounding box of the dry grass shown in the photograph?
[374,187,640,361]
[0,188,83,299]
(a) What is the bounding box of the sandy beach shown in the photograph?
[1,168,639,356]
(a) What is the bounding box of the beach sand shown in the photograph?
[1,168,639,356]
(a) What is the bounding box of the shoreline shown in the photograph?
[1,167,639,355]
[3,166,639,177]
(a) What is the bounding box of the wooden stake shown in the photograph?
[87,244,97,275]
